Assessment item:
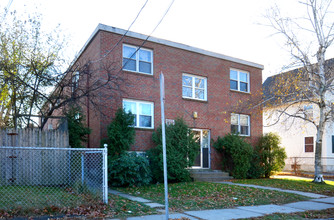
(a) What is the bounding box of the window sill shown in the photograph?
[182,97,208,103]
[230,89,250,94]
[123,69,154,77]
[232,133,251,137]
[135,127,155,131]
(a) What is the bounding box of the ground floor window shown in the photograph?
[123,99,154,129]
[231,113,250,136]
[305,136,314,153]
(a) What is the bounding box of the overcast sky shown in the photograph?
[2,0,334,81]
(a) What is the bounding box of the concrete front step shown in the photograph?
[189,169,232,182]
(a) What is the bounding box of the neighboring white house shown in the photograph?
[263,68,334,173]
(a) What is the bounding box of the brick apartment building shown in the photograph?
[62,24,263,170]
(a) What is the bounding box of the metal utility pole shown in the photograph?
[160,72,169,219]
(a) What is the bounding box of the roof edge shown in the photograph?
[74,23,264,70]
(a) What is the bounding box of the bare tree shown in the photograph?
[0,10,124,129]
[264,0,334,182]
[39,58,124,130]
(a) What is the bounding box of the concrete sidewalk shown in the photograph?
[216,181,327,199]
[109,182,334,220]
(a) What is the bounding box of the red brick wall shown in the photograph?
[77,30,263,170]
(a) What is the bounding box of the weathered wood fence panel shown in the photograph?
[0,128,69,186]
[0,128,69,148]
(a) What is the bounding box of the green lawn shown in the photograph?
[244,208,334,219]
[3,178,333,218]
[232,178,334,196]
[116,181,309,212]
[0,185,157,219]
[0,185,91,209]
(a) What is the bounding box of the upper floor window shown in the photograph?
[305,136,314,152]
[304,104,313,120]
[72,71,79,93]
[182,74,207,101]
[48,123,53,130]
[123,99,154,129]
[231,113,250,136]
[230,69,249,93]
[123,44,153,75]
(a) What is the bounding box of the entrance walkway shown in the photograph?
[109,182,334,220]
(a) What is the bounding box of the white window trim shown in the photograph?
[122,44,153,75]
[230,68,250,93]
[231,113,250,136]
[182,73,207,101]
[72,71,79,93]
[123,99,154,129]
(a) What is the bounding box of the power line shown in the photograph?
[6,0,13,10]
[0,0,14,23]
[147,0,175,38]
[70,0,176,94]
[120,0,176,70]
[92,0,149,63]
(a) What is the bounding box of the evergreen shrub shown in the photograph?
[256,132,287,178]
[104,108,135,158]
[148,118,199,183]
[109,152,152,187]
[213,133,253,179]
[65,107,91,148]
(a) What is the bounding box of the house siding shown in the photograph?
[263,102,334,172]
[70,26,263,170]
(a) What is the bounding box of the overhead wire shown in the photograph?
[70,0,176,99]
[120,0,176,71]
[91,0,149,63]
[0,0,14,24]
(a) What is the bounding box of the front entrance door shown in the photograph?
[192,129,210,168]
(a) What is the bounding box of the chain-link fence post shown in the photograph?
[103,144,108,204]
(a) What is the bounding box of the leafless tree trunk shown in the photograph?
[265,0,334,182]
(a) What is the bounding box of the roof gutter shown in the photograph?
[73,23,264,70]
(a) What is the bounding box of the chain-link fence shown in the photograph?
[0,146,108,211]
[286,157,334,173]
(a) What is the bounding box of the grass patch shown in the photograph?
[109,194,158,218]
[232,178,334,196]
[116,182,309,212]
[0,186,157,218]
[0,185,101,210]
[247,208,334,219]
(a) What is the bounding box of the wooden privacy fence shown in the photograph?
[0,128,69,148]
[0,128,70,186]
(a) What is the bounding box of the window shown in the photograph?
[230,69,249,92]
[123,99,154,128]
[72,71,79,93]
[332,136,334,154]
[231,113,250,136]
[48,123,53,130]
[304,104,313,120]
[182,74,207,101]
[123,44,153,75]
[75,113,80,120]
[305,137,314,152]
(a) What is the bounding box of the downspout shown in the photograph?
[86,66,90,148]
